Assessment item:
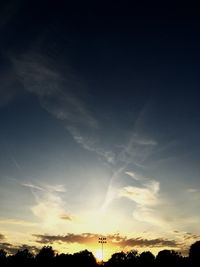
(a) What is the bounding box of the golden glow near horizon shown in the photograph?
[0,185,198,259]
[0,141,199,259]
[54,242,117,261]
[95,249,103,262]
[0,217,194,258]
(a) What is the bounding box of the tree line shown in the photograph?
[0,240,200,267]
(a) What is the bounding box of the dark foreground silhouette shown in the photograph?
[0,241,200,267]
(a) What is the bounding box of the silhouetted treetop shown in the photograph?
[0,241,200,267]
[15,248,33,259]
[140,251,155,266]
[189,241,200,266]
[36,246,55,261]
[0,249,7,259]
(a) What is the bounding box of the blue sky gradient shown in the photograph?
[0,1,200,257]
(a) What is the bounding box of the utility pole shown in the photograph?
[98,237,107,262]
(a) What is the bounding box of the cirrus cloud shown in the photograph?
[119,180,160,206]
[22,182,72,228]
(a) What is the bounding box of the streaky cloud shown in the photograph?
[13,53,97,129]
[12,52,118,165]
[22,183,45,191]
[46,184,66,193]
[131,134,157,146]
[33,232,178,249]
[125,171,142,181]
[22,182,66,193]
[67,126,116,164]
[101,113,158,211]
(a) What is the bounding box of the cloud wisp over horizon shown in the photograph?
[33,232,179,249]
[1,230,200,256]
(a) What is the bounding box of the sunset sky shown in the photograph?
[0,1,200,260]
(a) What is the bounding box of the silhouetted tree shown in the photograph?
[2,240,200,267]
[140,251,155,267]
[15,248,33,259]
[73,250,97,267]
[36,246,55,266]
[156,249,182,267]
[126,250,139,267]
[55,252,73,266]
[189,241,200,266]
[0,249,7,265]
[0,249,7,259]
[106,252,127,267]
[12,249,34,267]
[36,246,54,259]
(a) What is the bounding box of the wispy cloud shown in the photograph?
[67,126,115,164]
[13,53,97,129]
[12,51,161,221]
[12,52,158,169]
[12,52,118,165]
[125,171,142,181]
[22,183,66,193]
[118,180,166,227]
[119,180,160,206]
[13,51,159,169]
[22,183,45,191]
[116,129,157,168]
[46,184,66,193]
[100,107,159,210]
[22,182,72,228]
[130,134,157,146]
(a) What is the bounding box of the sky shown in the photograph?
[0,0,200,260]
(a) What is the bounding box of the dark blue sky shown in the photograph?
[0,0,200,256]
